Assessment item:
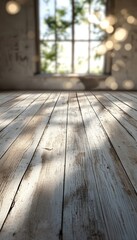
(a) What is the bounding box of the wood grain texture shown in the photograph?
[106,93,137,120]
[78,92,137,240]
[0,93,30,115]
[0,92,22,106]
[87,92,137,192]
[0,91,137,240]
[0,93,59,229]
[0,93,68,240]
[0,93,42,132]
[93,92,137,141]
[0,93,50,158]
[63,93,107,240]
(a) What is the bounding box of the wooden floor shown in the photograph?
[0,91,137,240]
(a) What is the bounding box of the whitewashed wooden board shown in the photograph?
[0,93,59,230]
[0,92,22,106]
[78,92,137,240]
[88,92,137,193]
[0,93,42,132]
[63,93,108,240]
[93,92,137,142]
[104,93,137,120]
[0,93,68,240]
[0,93,51,158]
[0,92,31,115]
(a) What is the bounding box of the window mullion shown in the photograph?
[88,3,91,74]
[71,0,75,73]
[55,0,58,73]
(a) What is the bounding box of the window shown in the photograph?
[39,0,108,75]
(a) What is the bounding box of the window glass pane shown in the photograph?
[39,0,55,40]
[75,1,89,40]
[90,41,105,74]
[56,0,72,40]
[74,42,88,73]
[57,42,72,74]
[75,23,89,40]
[40,41,56,73]
[90,25,105,40]
[89,0,106,40]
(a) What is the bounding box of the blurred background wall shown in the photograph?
[0,0,137,90]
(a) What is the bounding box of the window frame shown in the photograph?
[35,0,114,76]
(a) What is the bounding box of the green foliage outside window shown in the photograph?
[40,0,106,74]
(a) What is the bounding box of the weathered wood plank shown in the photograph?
[0,93,68,240]
[0,91,137,240]
[128,92,137,99]
[78,92,137,240]
[0,93,43,133]
[0,93,60,230]
[110,92,137,110]
[87,92,137,192]
[0,92,22,106]
[0,93,31,115]
[63,93,108,240]
[93,93,137,142]
[120,92,137,104]
[0,93,50,158]
[103,93,137,120]
[0,93,11,101]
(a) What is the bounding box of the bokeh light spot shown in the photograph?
[106,40,114,50]
[114,28,128,42]
[124,43,132,51]
[121,9,128,16]
[110,82,118,90]
[112,64,119,72]
[6,1,21,15]
[106,26,114,34]
[107,15,117,25]
[105,76,118,90]
[123,80,134,89]
[111,52,115,58]
[115,60,126,68]
[127,16,136,24]
[63,81,73,89]
[114,43,122,51]
[97,44,107,55]
[100,19,110,30]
